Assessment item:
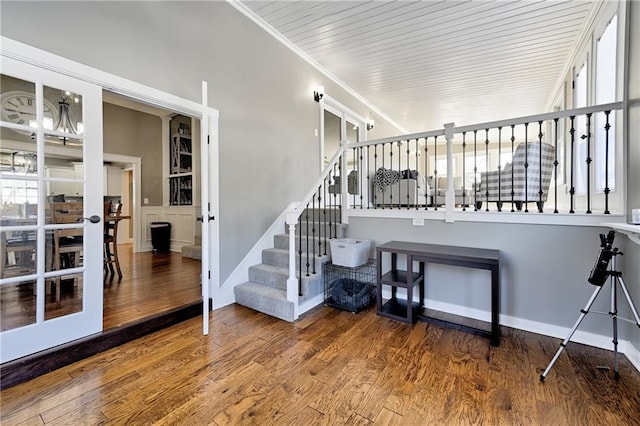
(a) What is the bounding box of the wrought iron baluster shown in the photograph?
[365,146,370,209]
[433,136,439,211]
[335,159,341,235]
[473,130,478,211]
[406,140,411,209]
[352,147,357,208]
[397,140,402,209]
[424,138,429,210]
[585,113,592,214]
[497,127,502,212]
[300,203,309,277]
[373,144,378,209]
[381,143,386,209]
[537,120,544,213]
[604,110,611,214]
[298,211,303,292]
[315,187,321,258]
[510,125,516,212]
[311,193,316,274]
[462,132,467,211]
[414,139,419,210]
[524,123,529,213]
[329,164,335,238]
[569,116,576,214]
[305,203,310,276]
[484,129,489,212]
[389,142,394,207]
[359,146,364,209]
[323,179,328,254]
[553,118,559,213]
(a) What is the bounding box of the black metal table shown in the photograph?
[376,241,501,346]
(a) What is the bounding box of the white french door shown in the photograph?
[0,57,104,362]
[199,82,219,334]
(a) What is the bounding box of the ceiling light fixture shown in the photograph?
[54,91,83,145]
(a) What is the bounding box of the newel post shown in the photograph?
[286,203,300,319]
[444,122,455,221]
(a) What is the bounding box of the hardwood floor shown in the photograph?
[1,304,638,425]
[0,244,202,332]
[102,244,201,329]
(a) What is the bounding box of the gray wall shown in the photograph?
[0,1,399,281]
[347,218,632,339]
[103,103,163,205]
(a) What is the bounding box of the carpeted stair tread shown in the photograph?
[234,282,294,322]
[262,248,331,270]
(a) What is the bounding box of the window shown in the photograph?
[435,156,456,176]
[595,15,617,192]
[1,175,37,205]
[574,62,588,195]
[499,152,513,169]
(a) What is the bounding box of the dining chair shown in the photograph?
[50,202,84,301]
[0,228,36,279]
[104,202,123,281]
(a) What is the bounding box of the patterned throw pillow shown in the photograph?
[375,168,401,187]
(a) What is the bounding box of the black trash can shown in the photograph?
[150,222,171,253]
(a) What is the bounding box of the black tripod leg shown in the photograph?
[540,284,604,382]
[611,275,619,379]
[617,276,640,326]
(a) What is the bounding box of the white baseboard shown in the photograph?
[626,340,640,373]
[298,293,325,318]
[212,291,236,310]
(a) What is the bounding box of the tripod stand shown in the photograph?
[540,235,640,382]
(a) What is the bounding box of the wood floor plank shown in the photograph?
[1,304,639,425]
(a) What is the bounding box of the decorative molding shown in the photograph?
[140,205,199,252]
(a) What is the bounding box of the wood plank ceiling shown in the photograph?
[238,0,596,133]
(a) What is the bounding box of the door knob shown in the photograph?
[196,215,215,222]
[83,215,101,223]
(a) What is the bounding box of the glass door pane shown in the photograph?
[0,57,103,363]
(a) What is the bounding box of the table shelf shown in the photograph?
[378,298,423,323]
[380,270,423,288]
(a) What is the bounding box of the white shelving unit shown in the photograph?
[169,134,193,206]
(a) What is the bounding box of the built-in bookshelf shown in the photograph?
[169,134,193,205]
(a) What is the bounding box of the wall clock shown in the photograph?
[0,90,58,132]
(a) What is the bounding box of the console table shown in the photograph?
[376,241,501,346]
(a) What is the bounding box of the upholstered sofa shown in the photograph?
[476,141,554,212]
[328,170,359,195]
[372,168,430,206]
[428,176,475,207]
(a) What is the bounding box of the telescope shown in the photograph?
[587,230,616,286]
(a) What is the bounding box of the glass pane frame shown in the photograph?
[0,57,104,363]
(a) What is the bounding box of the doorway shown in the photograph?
[319,95,367,173]
[101,94,202,330]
